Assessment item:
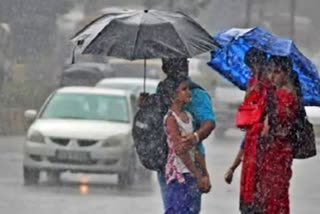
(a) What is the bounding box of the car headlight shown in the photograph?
[28,131,45,143]
[102,136,126,147]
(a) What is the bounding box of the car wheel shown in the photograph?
[23,166,40,186]
[47,171,61,184]
[118,154,136,189]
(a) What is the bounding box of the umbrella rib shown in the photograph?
[172,27,191,56]
[131,13,144,60]
[74,12,137,55]
[83,16,134,56]
[155,12,219,54]
[71,13,110,40]
[153,13,191,56]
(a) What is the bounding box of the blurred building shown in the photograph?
[0,0,73,59]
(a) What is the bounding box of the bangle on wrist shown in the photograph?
[193,132,200,143]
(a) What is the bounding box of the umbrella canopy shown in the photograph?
[71,8,217,60]
[208,27,320,106]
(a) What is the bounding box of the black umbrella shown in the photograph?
[71,8,217,90]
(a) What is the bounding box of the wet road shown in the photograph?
[0,131,319,214]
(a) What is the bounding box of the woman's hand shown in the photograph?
[138,92,149,107]
[197,175,211,193]
[224,168,234,184]
[201,175,211,193]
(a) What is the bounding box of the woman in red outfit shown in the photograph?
[239,53,271,213]
[255,56,298,214]
[224,48,269,185]
[240,55,298,214]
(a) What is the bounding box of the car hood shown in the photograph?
[306,107,320,125]
[29,119,131,139]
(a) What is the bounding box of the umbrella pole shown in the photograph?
[144,58,147,93]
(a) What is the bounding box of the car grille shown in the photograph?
[47,157,97,165]
[50,137,70,146]
[77,139,98,147]
[29,155,42,162]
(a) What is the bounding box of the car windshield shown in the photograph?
[41,93,129,123]
[98,82,157,94]
[99,83,139,91]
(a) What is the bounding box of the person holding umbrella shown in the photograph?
[224,47,268,184]
[220,46,274,212]
[209,26,318,214]
[71,8,218,211]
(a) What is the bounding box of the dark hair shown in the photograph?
[244,47,268,68]
[161,75,189,106]
[161,58,188,77]
[291,71,301,93]
[269,55,293,74]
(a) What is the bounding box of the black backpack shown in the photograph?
[132,81,204,171]
[132,93,168,171]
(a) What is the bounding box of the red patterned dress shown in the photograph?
[240,85,297,214]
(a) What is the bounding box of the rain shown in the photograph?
[0,0,319,214]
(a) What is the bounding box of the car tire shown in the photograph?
[47,171,61,184]
[23,166,40,186]
[118,154,136,189]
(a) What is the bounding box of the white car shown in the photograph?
[306,107,320,125]
[23,87,142,187]
[306,106,320,136]
[96,77,160,96]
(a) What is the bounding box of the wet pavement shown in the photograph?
[0,132,319,213]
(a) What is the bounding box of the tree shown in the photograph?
[144,0,212,17]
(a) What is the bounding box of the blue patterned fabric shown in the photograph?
[208,26,320,106]
[164,173,201,214]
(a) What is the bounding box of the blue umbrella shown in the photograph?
[208,26,320,106]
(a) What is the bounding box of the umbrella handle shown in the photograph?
[144,58,147,93]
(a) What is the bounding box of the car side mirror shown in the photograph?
[24,110,37,126]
